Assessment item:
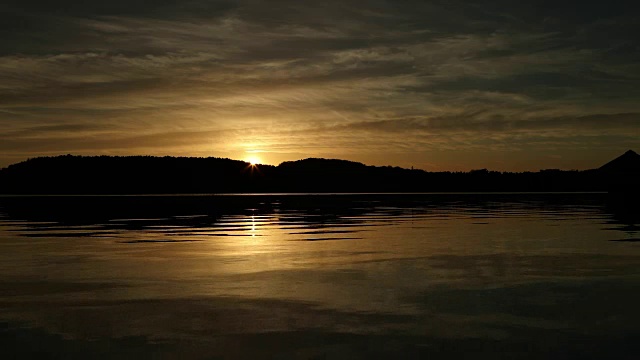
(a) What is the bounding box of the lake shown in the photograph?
[0,193,639,359]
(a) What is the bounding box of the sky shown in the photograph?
[1,1,639,171]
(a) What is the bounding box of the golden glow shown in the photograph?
[246,156,262,165]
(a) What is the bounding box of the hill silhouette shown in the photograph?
[0,151,636,194]
[0,155,276,194]
[599,150,640,194]
[599,150,640,173]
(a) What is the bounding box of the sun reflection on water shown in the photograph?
[251,215,256,236]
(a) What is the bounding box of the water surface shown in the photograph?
[0,193,639,359]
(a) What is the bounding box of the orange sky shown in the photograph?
[1,1,639,171]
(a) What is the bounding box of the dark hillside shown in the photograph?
[598,150,640,194]
[599,150,640,174]
[0,155,275,194]
[1,151,635,194]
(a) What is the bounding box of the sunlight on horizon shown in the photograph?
[246,156,262,165]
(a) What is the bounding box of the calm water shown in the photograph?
[0,193,639,359]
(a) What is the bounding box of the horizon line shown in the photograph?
[2,149,637,173]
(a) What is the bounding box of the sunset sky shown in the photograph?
[1,1,639,171]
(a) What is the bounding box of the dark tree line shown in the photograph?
[0,153,635,194]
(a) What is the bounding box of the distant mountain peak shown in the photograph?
[599,150,640,173]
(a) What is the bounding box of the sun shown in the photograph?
[246,156,262,166]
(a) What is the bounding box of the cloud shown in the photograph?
[332,112,640,134]
[0,1,639,169]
